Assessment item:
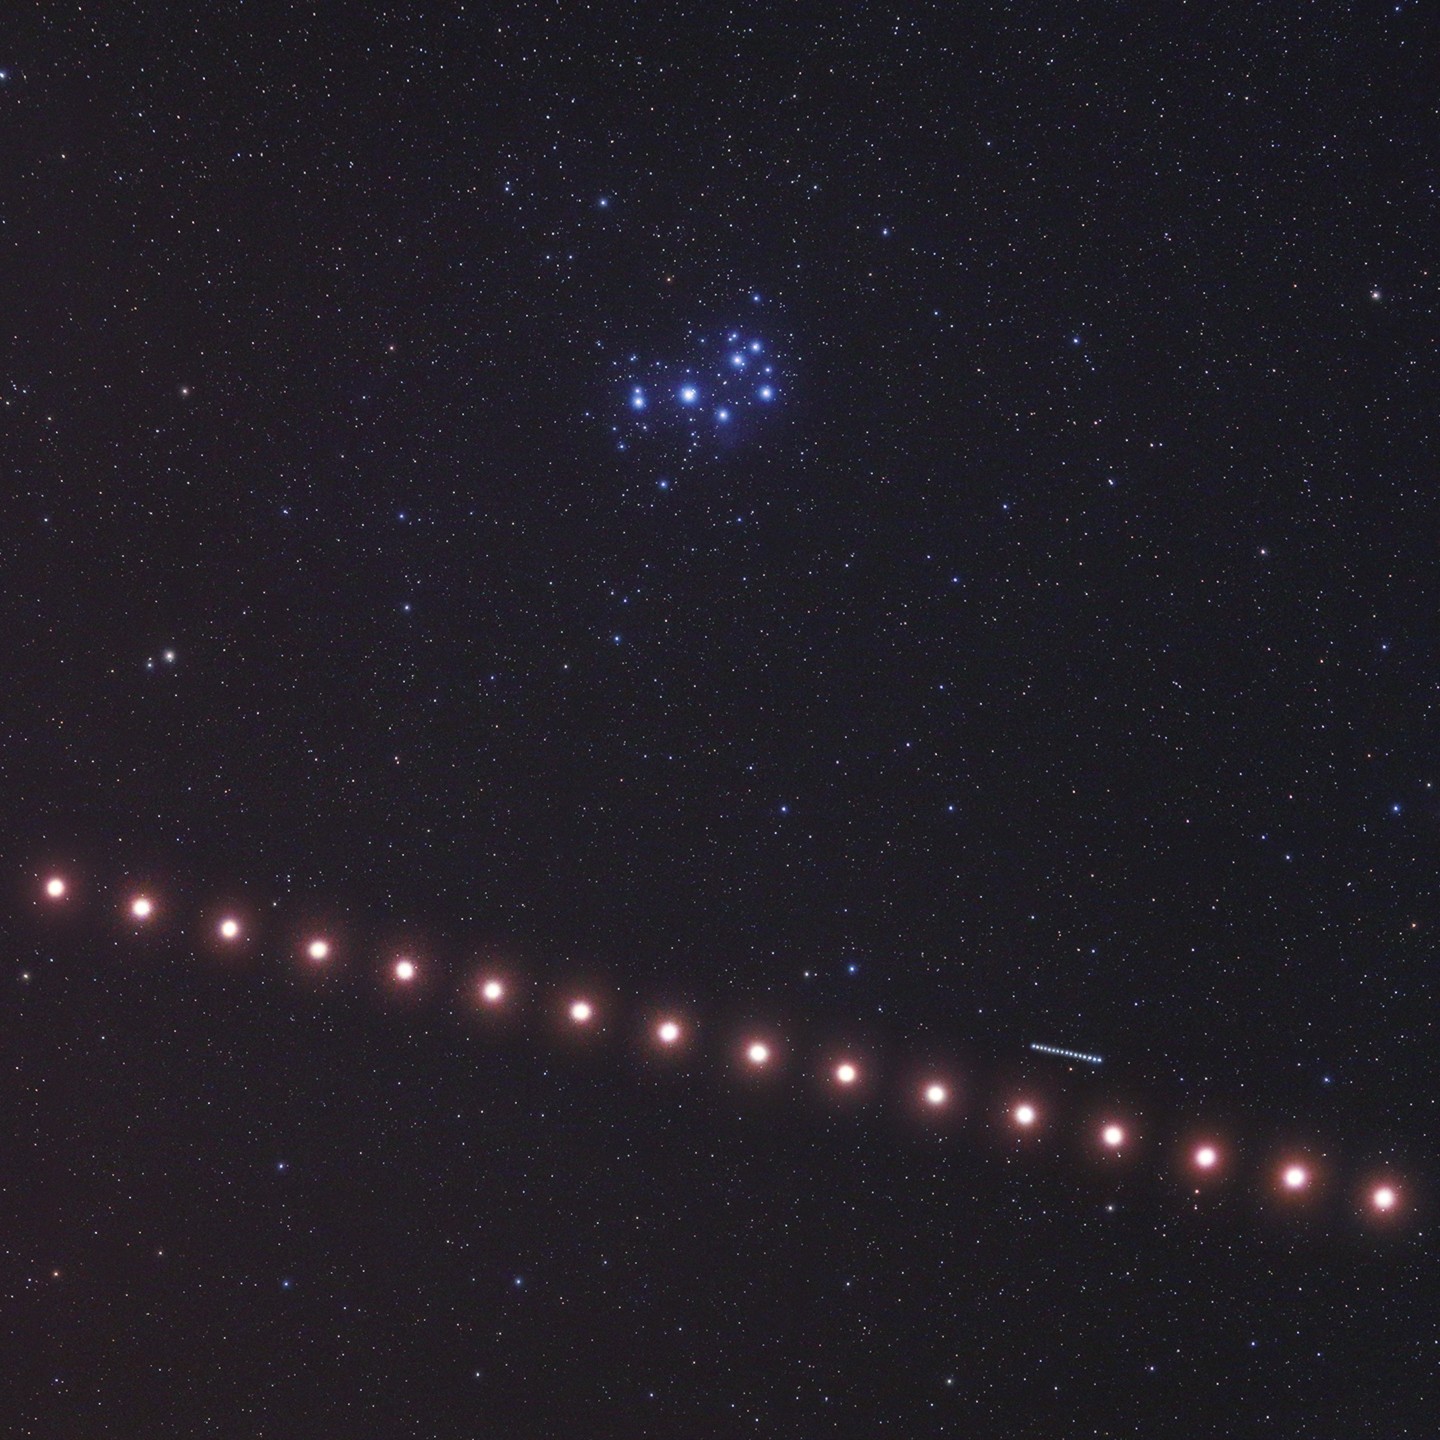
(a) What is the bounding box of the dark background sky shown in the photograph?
[3,4,1435,1436]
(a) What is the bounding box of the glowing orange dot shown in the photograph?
[834,1061,859,1086]
[130,896,154,920]
[924,1082,949,1107]
[44,876,66,899]
[569,999,593,1024]
[393,958,417,983]
[479,978,504,1004]
[1102,1124,1125,1148]
[1013,1102,1037,1127]
[307,939,330,963]
[1194,1145,1218,1170]
[1282,1164,1309,1191]
[1372,1185,1397,1212]
[218,917,241,941]
[656,1019,682,1045]
[745,1041,771,1067]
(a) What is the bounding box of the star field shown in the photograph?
[3,4,1437,1438]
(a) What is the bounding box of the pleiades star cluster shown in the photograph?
[608,313,784,457]
[4,5,1435,1439]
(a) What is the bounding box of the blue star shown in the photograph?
[630,388,647,410]
[715,408,731,423]
[758,385,774,401]
[678,385,698,405]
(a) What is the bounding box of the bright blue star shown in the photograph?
[679,385,698,405]
[630,388,647,410]
[749,340,762,353]
[730,352,746,368]
[757,385,774,401]
[715,408,731,422]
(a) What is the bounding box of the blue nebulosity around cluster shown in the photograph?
[610,323,783,456]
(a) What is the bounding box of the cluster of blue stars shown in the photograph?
[612,326,783,454]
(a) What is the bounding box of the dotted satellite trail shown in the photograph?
[28,867,1413,1234]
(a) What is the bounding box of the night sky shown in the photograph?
[4,5,1436,1435]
